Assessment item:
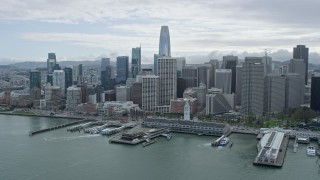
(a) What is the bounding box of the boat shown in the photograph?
[219,137,229,146]
[143,139,156,147]
[307,146,316,156]
[229,142,233,148]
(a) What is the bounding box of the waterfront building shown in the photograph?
[157,57,177,106]
[241,57,264,115]
[235,65,242,106]
[311,75,320,111]
[293,45,309,85]
[254,131,287,167]
[116,56,129,83]
[100,101,140,117]
[142,75,159,112]
[66,86,82,111]
[215,69,232,94]
[47,53,56,74]
[182,66,198,88]
[170,98,198,115]
[222,55,238,93]
[142,118,230,136]
[131,47,141,78]
[116,85,131,102]
[52,70,65,97]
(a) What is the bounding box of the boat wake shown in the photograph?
[43,134,100,142]
[198,143,212,148]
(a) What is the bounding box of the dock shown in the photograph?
[253,131,289,167]
[29,119,91,136]
[109,127,170,145]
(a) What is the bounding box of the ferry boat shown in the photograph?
[219,137,229,146]
[306,146,316,156]
[143,139,156,147]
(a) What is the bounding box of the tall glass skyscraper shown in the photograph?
[159,26,171,57]
[47,53,56,74]
[293,45,309,85]
[154,26,171,74]
[116,56,129,83]
[30,70,41,90]
[131,47,141,78]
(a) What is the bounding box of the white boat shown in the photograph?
[219,137,229,146]
[306,146,316,156]
[143,139,156,147]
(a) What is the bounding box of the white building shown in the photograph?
[66,86,82,111]
[53,70,65,97]
[215,69,232,94]
[206,88,234,115]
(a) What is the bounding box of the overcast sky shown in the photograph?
[0,0,320,64]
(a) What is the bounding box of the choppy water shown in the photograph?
[0,114,319,180]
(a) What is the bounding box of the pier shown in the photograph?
[29,119,92,136]
[109,127,170,145]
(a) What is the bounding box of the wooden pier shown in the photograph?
[29,119,91,136]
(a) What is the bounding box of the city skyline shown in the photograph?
[1,0,320,64]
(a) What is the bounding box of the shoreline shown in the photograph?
[0,112,84,120]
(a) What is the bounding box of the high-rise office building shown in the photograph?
[223,55,238,93]
[235,65,243,106]
[47,53,56,74]
[30,70,41,90]
[293,45,309,85]
[159,26,171,57]
[157,57,177,106]
[64,67,73,93]
[142,75,159,111]
[53,70,65,97]
[182,66,198,88]
[176,57,186,77]
[116,56,129,83]
[241,57,264,115]
[197,65,213,89]
[101,58,110,71]
[101,66,113,90]
[154,26,171,74]
[77,64,84,86]
[262,56,272,76]
[215,69,232,94]
[131,47,141,78]
[288,59,306,104]
[311,75,320,111]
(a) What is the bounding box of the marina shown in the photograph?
[2,114,320,180]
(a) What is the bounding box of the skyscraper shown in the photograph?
[182,66,198,88]
[154,26,171,74]
[157,57,177,106]
[101,66,113,90]
[293,45,309,84]
[223,55,238,93]
[47,53,56,74]
[116,56,129,83]
[311,75,320,111]
[64,67,73,93]
[30,70,41,90]
[77,64,84,86]
[101,58,110,71]
[288,59,306,104]
[159,26,171,57]
[131,47,141,78]
[53,70,65,97]
[142,75,159,111]
[215,69,232,94]
[241,57,264,115]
